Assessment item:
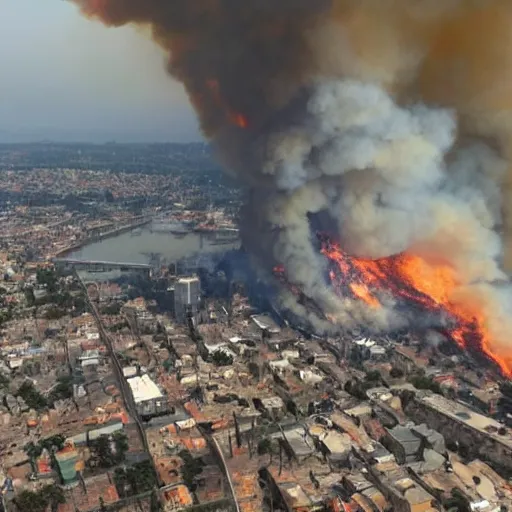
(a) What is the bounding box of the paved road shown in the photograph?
[74,271,161,486]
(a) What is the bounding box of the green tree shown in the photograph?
[344,380,369,401]
[99,497,108,512]
[90,432,128,468]
[100,302,122,316]
[348,346,364,369]
[36,268,58,293]
[17,381,48,411]
[390,367,404,379]
[24,435,65,473]
[212,350,233,367]
[257,438,272,456]
[150,489,162,512]
[0,309,13,326]
[91,435,115,468]
[365,370,381,383]
[22,361,42,377]
[0,372,9,390]
[114,432,129,459]
[113,461,157,497]
[178,449,204,491]
[162,358,173,373]
[49,375,74,403]
[44,306,66,320]
[444,488,470,512]
[130,461,157,493]
[105,190,115,203]
[14,489,48,512]
[72,295,87,315]
[114,467,129,499]
[51,292,72,307]
[41,484,66,512]
[39,434,66,453]
[409,375,442,395]
[24,441,43,473]
[15,484,65,512]
[24,287,36,306]
[257,437,275,464]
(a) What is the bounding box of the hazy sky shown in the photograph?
[0,0,201,143]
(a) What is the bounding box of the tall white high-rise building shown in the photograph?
[174,276,201,324]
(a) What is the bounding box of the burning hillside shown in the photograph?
[71,1,512,378]
[319,235,511,377]
[271,232,511,377]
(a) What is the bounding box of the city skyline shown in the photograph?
[0,0,201,143]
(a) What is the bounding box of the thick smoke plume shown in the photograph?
[73,0,512,373]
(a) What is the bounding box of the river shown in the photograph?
[68,222,240,268]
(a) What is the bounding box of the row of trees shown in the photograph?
[17,381,48,411]
[114,460,158,497]
[25,268,88,318]
[20,432,158,512]
[15,375,75,412]
[89,432,129,469]
[24,435,66,473]
[178,449,204,491]
[15,484,65,512]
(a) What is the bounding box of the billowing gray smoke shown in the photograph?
[243,80,507,334]
[72,0,512,373]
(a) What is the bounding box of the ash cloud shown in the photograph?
[72,0,512,373]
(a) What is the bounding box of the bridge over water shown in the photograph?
[52,258,151,276]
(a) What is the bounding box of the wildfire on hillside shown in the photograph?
[275,234,512,378]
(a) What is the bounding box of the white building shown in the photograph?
[126,374,170,417]
[174,277,201,324]
[126,374,163,404]
[77,349,100,368]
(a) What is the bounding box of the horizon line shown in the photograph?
[0,140,207,146]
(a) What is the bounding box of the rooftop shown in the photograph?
[177,277,199,284]
[418,393,512,448]
[250,314,281,334]
[58,473,119,512]
[127,374,164,403]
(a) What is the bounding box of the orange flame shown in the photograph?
[205,78,248,129]
[229,112,248,129]
[319,235,511,377]
[349,283,381,309]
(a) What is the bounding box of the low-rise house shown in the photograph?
[384,426,423,464]
[281,425,316,462]
[250,314,281,338]
[410,424,445,455]
[77,349,101,368]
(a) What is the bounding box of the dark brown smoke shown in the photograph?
[74,0,330,138]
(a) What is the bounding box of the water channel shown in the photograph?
[69,222,239,278]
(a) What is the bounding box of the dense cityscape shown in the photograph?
[0,142,509,512]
